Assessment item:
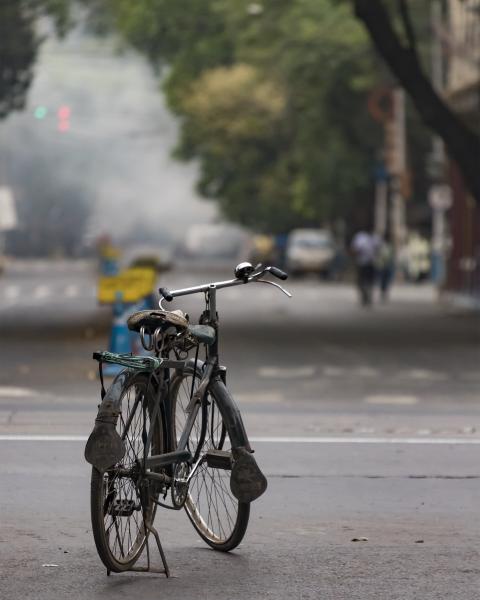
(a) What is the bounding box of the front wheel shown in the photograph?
[171,366,250,551]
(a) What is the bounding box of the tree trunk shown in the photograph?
[353,0,480,203]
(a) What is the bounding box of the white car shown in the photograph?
[286,229,336,277]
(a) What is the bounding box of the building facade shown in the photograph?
[445,0,480,307]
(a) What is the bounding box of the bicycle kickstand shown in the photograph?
[129,508,170,577]
[147,521,170,577]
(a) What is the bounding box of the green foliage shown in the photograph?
[0,0,70,119]
[90,0,386,232]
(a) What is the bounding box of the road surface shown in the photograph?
[0,259,479,599]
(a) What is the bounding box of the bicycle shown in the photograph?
[84,261,290,575]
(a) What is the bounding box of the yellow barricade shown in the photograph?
[98,267,157,304]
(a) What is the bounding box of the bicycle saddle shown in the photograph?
[127,309,189,333]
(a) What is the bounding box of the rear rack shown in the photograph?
[92,351,185,372]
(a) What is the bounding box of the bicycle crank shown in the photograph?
[171,462,190,508]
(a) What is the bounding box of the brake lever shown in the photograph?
[254,278,292,298]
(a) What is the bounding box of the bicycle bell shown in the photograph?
[235,261,254,281]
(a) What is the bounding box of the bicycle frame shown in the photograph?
[136,279,269,479]
[142,285,233,477]
[88,265,290,480]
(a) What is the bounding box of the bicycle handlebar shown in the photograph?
[267,266,288,280]
[158,287,174,302]
[158,265,290,302]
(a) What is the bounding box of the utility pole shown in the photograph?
[429,0,451,285]
[387,88,408,255]
[368,86,407,247]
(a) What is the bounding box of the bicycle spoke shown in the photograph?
[94,377,162,568]
[172,368,248,549]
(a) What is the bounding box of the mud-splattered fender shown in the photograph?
[84,369,133,472]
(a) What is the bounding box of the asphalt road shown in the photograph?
[0,259,479,599]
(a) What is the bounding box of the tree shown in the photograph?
[352,0,480,203]
[0,0,69,119]
[90,0,383,232]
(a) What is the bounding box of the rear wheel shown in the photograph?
[90,373,163,572]
[171,366,249,551]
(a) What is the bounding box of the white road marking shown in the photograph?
[2,282,96,308]
[322,366,345,377]
[353,366,379,378]
[407,369,447,382]
[252,437,480,444]
[365,395,418,406]
[1,435,480,445]
[33,285,51,300]
[64,284,78,298]
[0,387,40,398]
[258,366,316,379]
[4,285,19,300]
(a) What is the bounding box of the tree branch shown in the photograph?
[354,0,480,203]
[397,0,418,56]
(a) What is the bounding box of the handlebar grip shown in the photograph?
[269,266,288,281]
[159,287,173,302]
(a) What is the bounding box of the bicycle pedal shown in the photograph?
[230,447,267,503]
[108,498,140,517]
[205,449,232,470]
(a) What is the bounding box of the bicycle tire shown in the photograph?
[90,372,164,572]
[170,365,250,552]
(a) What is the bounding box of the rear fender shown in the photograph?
[84,370,133,472]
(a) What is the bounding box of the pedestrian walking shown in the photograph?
[351,229,379,307]
[376,233,395,302]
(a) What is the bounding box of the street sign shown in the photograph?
[428,184,453,211]
[98,267,157,304]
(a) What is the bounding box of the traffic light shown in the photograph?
[57,105,71,133]
[31,104,72,133]
[34,106,48,120]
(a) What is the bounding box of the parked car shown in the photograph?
[178,224,252,270]
[286,228,336,277]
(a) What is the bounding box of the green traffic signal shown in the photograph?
[34,106,48,120]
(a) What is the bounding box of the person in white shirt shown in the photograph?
[351,229,380,306]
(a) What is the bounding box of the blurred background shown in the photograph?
[0,0,478,433]
[1,2,480,596]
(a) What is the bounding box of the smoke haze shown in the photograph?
[0,25,217,254]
